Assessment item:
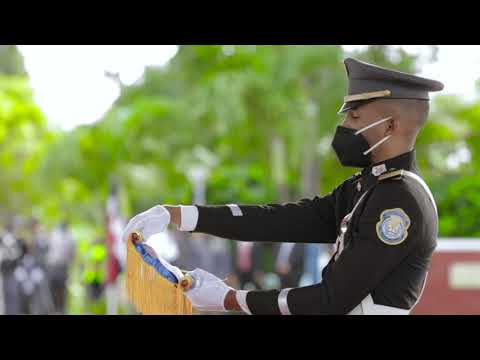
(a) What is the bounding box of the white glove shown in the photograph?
[123,205,171,242]
[184,268,233,312]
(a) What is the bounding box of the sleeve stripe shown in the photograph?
[227,204,243,217]
[278,288,293,315]
[236,290,252,315]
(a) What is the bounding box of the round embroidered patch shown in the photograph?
[376,208,411,245]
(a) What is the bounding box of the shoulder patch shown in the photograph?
[376,208,411,245]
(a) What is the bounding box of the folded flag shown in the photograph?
[126,232,193,315]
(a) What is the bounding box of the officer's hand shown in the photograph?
[123,205,171,242]
[184,268,233,312]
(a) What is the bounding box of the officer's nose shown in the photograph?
[340,116,355,130]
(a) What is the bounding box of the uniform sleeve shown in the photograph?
[191,192,338,244]
[243,181,422,314]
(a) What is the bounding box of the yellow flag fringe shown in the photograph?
[126,236,193,315]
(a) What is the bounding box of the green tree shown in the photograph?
[39,45,434,225]
[0,45,26,76]
[0,74,53,221]
[421,94,480,237]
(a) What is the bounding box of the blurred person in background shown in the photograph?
[30,218,49,268]
[208,235,232,282]
[14,239,54,314]
[26,217,54,313]
[46,220,76,314]
[180,233,213,271]
[81,238,106,315]
[0,218,24,314]
[232,241,264,290]
[301,243,334,286]
[274,242,305,288]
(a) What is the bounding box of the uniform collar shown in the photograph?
[357,150,418,191]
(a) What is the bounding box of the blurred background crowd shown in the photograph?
[0,210,332,315]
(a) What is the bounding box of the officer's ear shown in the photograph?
[385,117,396,136]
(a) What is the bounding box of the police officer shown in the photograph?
[124,58,443,315]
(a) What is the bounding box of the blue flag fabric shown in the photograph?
[134,243,179,284]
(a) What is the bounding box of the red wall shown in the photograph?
[412,251,480,315]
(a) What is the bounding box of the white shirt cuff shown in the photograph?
[178,205,199,232]
[235,290,252,315]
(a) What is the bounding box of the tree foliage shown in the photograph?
[3,45,480,240]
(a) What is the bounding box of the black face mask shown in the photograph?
[331,126,372,168]
[331,116,393,168]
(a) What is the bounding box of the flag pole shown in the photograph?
[105,182,124,315]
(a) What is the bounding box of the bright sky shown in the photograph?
[17,45,480,131]
[18,45,178,130]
